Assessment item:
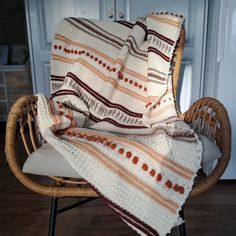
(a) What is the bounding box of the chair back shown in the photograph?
[171,28,186,104]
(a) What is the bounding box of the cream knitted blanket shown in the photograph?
[37,14,202,236]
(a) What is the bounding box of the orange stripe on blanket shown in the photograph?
[52,55,148,103]
[148,14,181,28]
[67,128,194,179]
[69,140,179,213]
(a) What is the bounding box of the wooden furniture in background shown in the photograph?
[0,65,32,121]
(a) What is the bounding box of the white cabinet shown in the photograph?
[25,0,208,112]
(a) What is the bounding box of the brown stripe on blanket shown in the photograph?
[106,201,159,236]
[78,18,125,43]
[148,72,166,81]
[127,36,148,53]
[70,18,124,46]
[52,78,143,118]
[65,18,121,50]
[126,38,148,58]
[136,21,147,33]
[51,75,65,81]
[83,19,147,57]
[148,47,171,62]
[66,72,144,117]
[65,60,148,102]
[147,29,175,45]
[89,113,146,129]
[115,20,134,29]
[87,181,160,236]
[51,89,80,98]
[148,67,168,76]
[119,44,147,61]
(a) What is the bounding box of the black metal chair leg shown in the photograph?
[48,197,58,236]
[179,208,186,236]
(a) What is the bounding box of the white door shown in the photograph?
[205,0,236,179]
[26,0,208,113]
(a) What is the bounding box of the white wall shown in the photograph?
[205,0,236,178]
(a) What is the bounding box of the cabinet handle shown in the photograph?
[108,12,114,19]
[119,12,125,19]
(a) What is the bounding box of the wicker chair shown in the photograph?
[5,29,231,236]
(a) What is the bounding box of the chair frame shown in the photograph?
[5,29,231,236]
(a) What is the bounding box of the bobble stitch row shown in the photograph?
[65,131,184,194]
[147,97,172,109]
[53,45,117,72]
[153,12,184,18]
[53,45,147,92]
[117,71,147,92]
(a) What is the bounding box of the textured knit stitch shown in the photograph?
[37,13,202,236]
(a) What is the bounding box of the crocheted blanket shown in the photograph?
[37,14,202,236]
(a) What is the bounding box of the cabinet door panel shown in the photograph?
[44,0,101,43]
[177,60,193,111]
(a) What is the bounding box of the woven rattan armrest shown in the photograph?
[5,95,98,197]
[183,97,231,197]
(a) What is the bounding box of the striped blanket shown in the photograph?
[37,13,202,236]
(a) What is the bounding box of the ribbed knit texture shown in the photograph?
[37,14,202,236]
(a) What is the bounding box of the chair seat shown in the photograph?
[23,142,81,179]
[23,135,221,178]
